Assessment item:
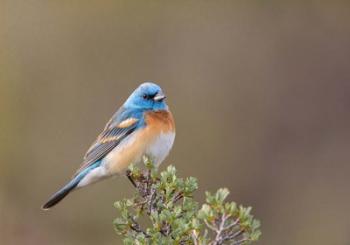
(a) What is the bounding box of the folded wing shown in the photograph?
[74,109,141,176]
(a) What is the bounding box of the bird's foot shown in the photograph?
[126,169,137,187]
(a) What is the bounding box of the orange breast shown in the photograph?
[106,110,175,173]
[144,110,175,133]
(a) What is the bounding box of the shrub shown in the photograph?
[114,157,261,245]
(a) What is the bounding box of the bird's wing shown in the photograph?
[74,108,142,176]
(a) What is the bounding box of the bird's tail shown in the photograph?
[42,177,80,210]
[42,161,101,210]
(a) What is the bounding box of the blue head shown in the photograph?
[124,82,168,111]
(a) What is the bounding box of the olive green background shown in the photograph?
[1,1,350,244]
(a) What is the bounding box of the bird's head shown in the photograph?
[124,82,168,111]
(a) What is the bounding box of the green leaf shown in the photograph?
[215,188,230,204]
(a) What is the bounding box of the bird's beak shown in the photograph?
[154,91,166,101]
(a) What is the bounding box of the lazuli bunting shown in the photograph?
[42,82,175,209]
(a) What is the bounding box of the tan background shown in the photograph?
[1,1,350,244]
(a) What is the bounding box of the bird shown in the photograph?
[42,82,175,210]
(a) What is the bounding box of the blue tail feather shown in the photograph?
[42,161,101,210]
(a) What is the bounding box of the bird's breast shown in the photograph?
[104,110,175,174]
[142,110,176,166]
[145,131,175,166]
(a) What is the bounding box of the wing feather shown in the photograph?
[74,110,140,175]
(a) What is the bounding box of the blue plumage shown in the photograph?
[124,82,167,110]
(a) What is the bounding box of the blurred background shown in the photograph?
[1,1,350,244]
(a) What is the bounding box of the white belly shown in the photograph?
[145,132,175,166]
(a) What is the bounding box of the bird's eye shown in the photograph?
[143,94,149,99]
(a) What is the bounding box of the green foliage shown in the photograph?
[114,158,261,245]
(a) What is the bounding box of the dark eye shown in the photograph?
[142,93,157,100]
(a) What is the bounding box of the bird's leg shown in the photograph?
[126,169,137,187]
